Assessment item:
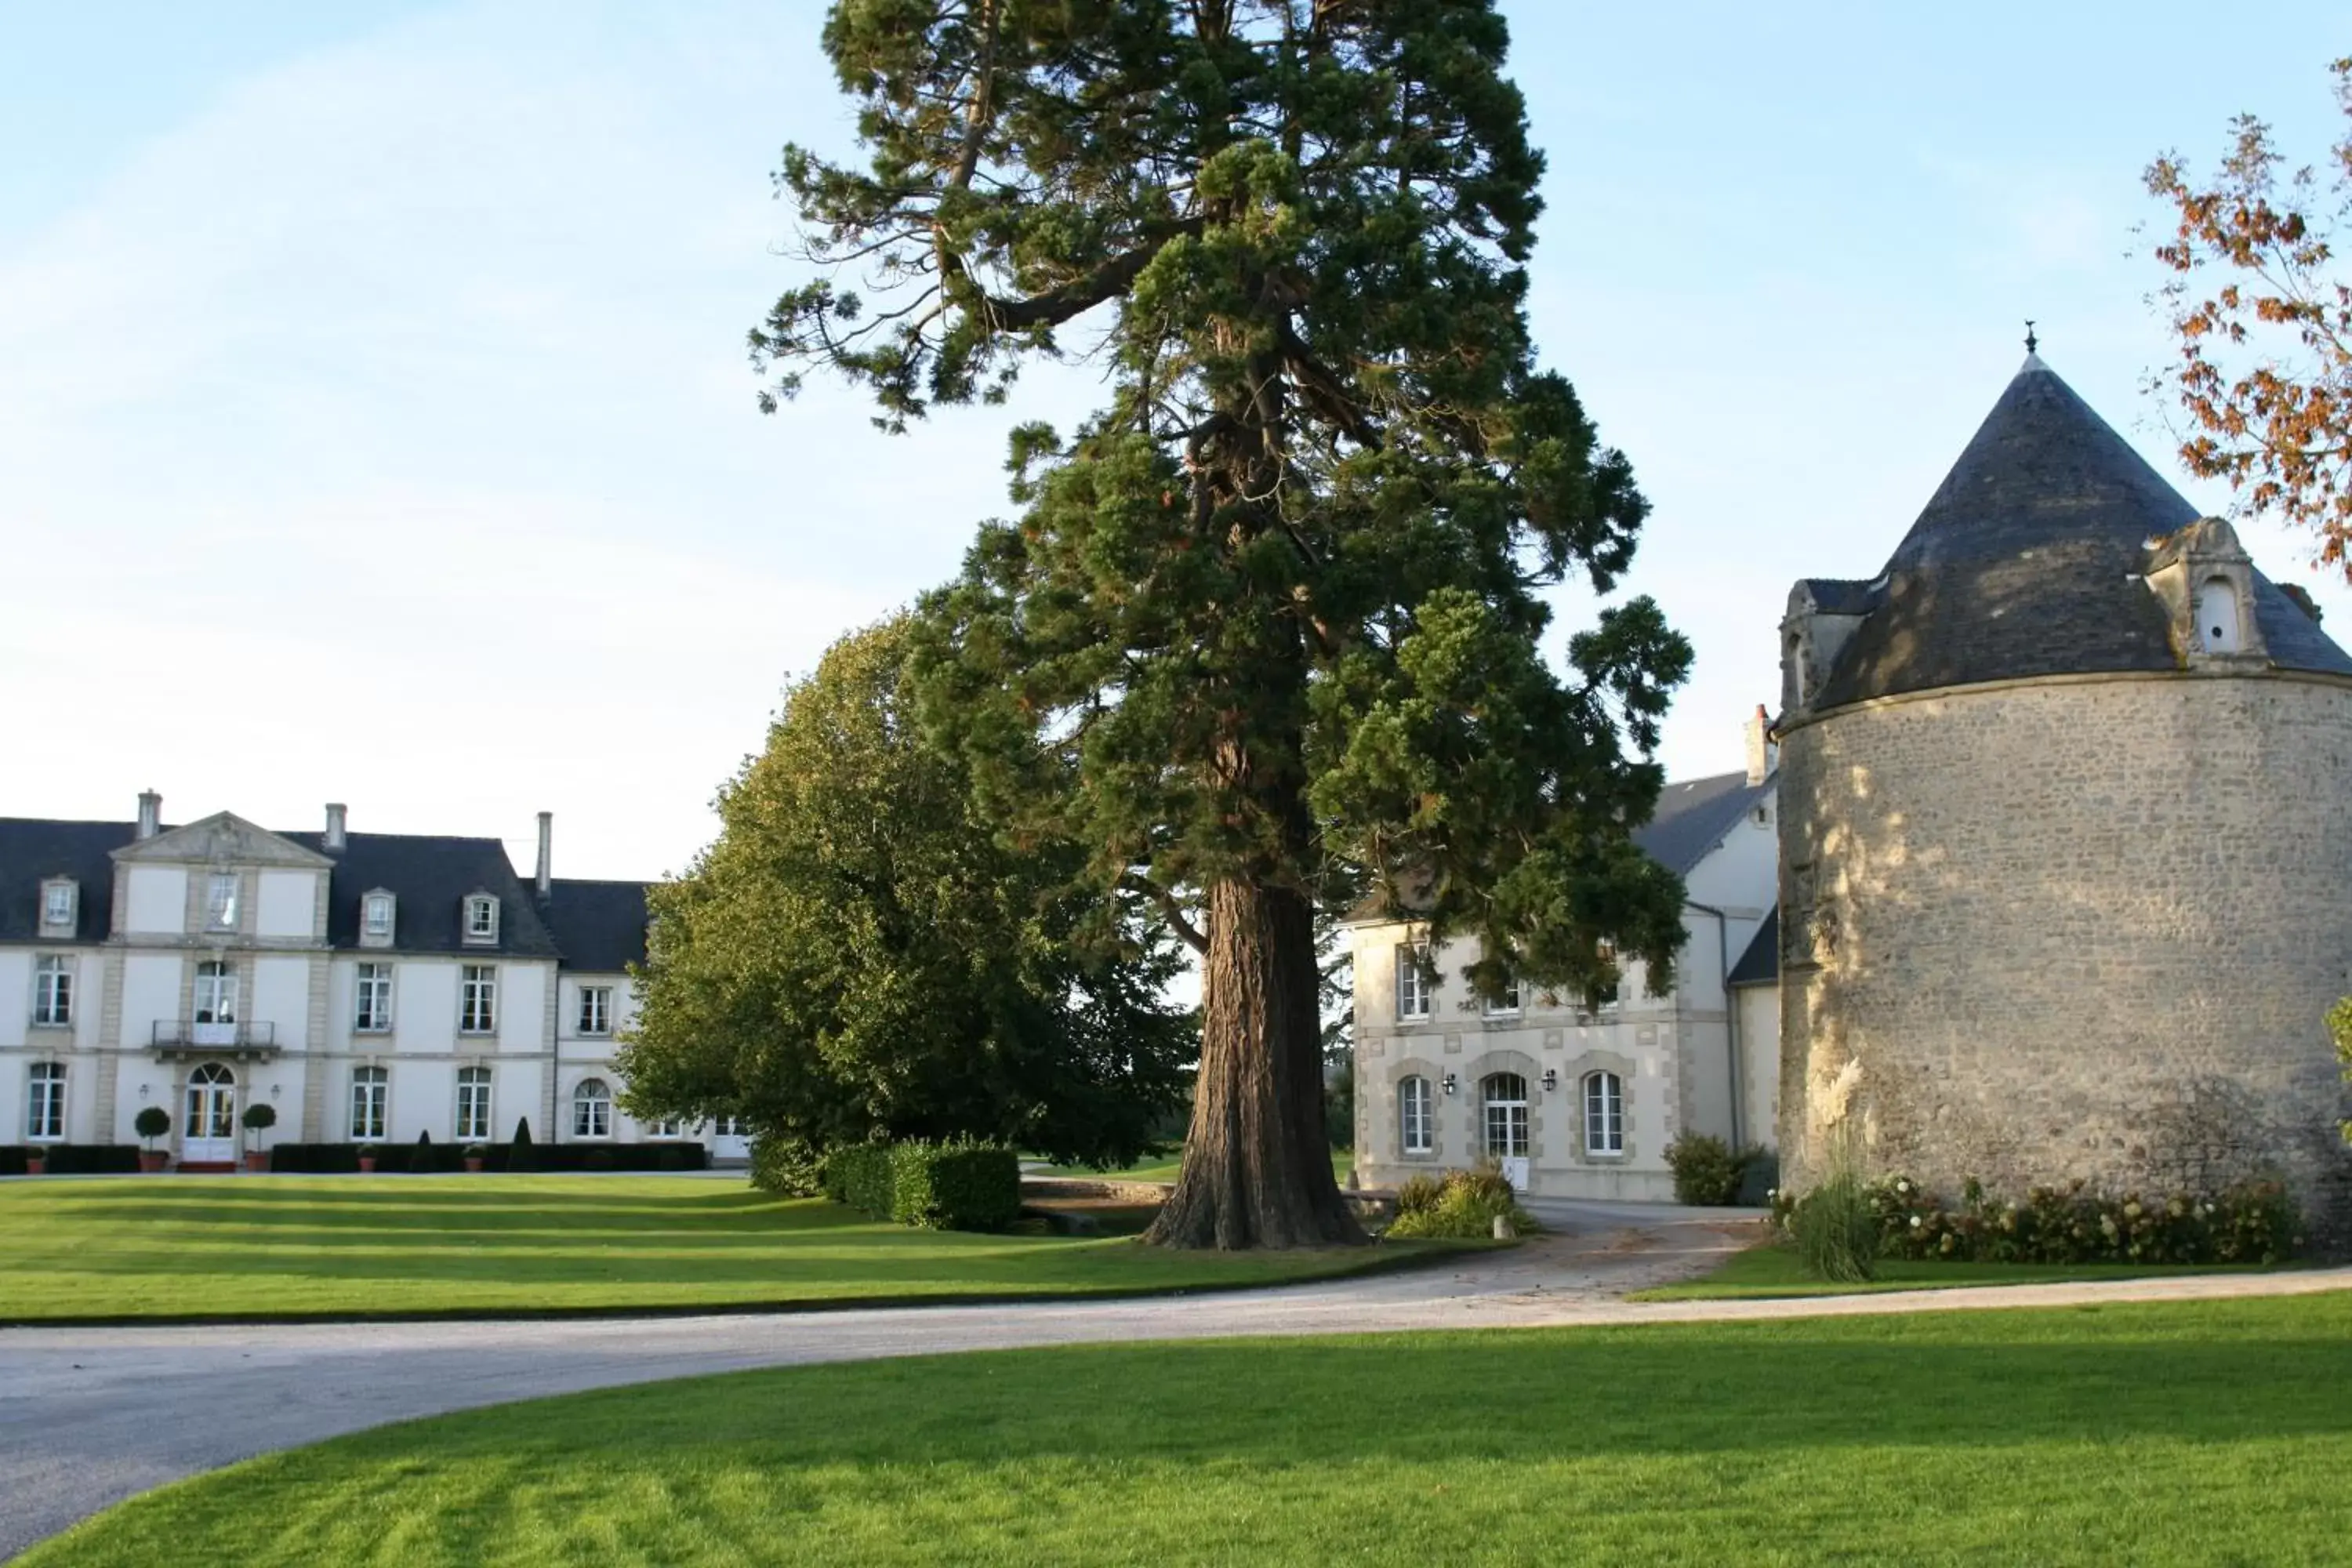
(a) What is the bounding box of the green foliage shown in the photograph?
[824,1139,1023,1232]
[750,1136,827,1197]
[763,2,1694,1038]
[617,617,1194,1171]
[1862,1174,2299,1267]
[132,1107,169,1147]
[507,1117,534,1173]
[408,1132,435,1176]
[1384,1163,1536,1240]
[1664,1132,1762,1207]
[1789,1173,1880,1283]
[1323,1055,1354,1152]
[2328,995,2352,1145]
[240,1103,277,1132]
[1,1145,140,1176]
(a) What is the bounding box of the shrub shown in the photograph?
[271,1142,709,1174]
[1385,1161,1538,1240]
[133,1107,171,1148]
[408,1131,436,1175]
[1,1144,140,1175]
[657,1145,686,1171]
[271,1142,362,1174]
[508,1117,535,1173]
[583,1148,615,1171]
[240,1103,277,1132]
[750,1135,826,1196]
[1664,1132,1763,1207]
[1790,1171,1880,1283]
[1859,1172,2300,1266]
[821,1139,1022,1231]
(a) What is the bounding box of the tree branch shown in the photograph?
[1122,872,1208,954]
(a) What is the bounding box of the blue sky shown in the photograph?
[8,2,2350,879]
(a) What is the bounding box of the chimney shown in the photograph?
[136,790,162,840]
[535,811,553,899]
[1744,705,1775,786]
[324,803,347,851]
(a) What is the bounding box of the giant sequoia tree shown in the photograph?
[756,1,1693,1247]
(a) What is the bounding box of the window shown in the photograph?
[2198,575,2243,653]
[572,1078,612,1139]
[354,963,393,1033]
[1399,1075,1433,1156]
[465,895,499,942]
[456,1067,492,1142]
[33,956,72,1027]
[350,1066,387,1142]
[362,895,394,939]
[459,965,497,1034]
[194,960,238,1024]
[1395,944,1430,1021]
[649,1117,684,1138]
[41,882,75,930]
[1483,976,1522,1017]
[206,872,240,930]
[27,1063,64,1142]
[1482,1073,1530,1159]
[1584,1070,1624,1156]
[711,1116,746,1138]
[578,985,612,1036]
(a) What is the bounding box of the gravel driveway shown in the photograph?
[3,1201,2343,1561]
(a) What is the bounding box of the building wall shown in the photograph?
[1778,673,2352,1243]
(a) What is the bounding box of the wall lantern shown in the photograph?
[1541,1069,1559,1094]
[1441,1073,1458,1098]
[271,1083,282,1100]
[138,1083,150,1100]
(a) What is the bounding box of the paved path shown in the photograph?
[3,1203,2346,1561]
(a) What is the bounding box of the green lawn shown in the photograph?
[27,1294,2352,1566]
[1632,1240,2276,1301]
[0,1176,1431,1323]
[1032,1148,1357,1184]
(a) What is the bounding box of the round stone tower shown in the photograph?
[1777,354,2352,1243]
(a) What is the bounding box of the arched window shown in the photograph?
[2198,576,2242,653]
[27,1063,65,1142]
[573,1077,612,1139]
[1584,1071,1624,1156]
[1399,1075,1433,1155]
[1481,1072,1529,1159]
[187,1062,237,1141]
[350,1066,387,1142]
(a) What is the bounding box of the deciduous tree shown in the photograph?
[755,0,1692,1247]
[616,617,1193,1168]
[2147,58,2352,574]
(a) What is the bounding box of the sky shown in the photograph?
[7,2,2350,880]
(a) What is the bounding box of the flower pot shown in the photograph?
[358,1156,378,1174]
[138,1150,168,1174]
[463,1157,485,1174]
[244,1152,269,1173]
[26,1158,48,1177]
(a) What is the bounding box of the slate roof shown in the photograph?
[540,879,651,973]
[1810,355,2352,710]
[0,815,640,965]
[1727,906,1778,987]
[1631,771,1776,877]
[0,818,136,943]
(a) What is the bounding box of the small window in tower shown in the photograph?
[2198,576,2242,654]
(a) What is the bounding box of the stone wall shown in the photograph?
[1778,672,2352,1248]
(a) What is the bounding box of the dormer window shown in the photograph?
[464,895,500,944]
[2198,576,2243,653]
[363,895,394,939]
[39,880,76,933]
[205,872,240,931]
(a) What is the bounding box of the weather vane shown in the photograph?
[2025,319,2039,354]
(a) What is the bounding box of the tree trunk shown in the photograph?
[1143,877,1365,1248]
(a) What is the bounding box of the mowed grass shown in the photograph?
[0,1176,1428,1323]
[27,1294,2352,1566]
[1632,1240,2276,1301]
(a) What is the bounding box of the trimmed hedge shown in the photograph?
[749,1135,825,1196]
[270,1142,709,1174]
[3,1145,141,1175]
[822,1138,1021,1232]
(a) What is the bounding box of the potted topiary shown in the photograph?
[358,1144,380,1174]
[134,1105,172,1173]
[26,1145,51,1176]
[240,1102,277,1173]
[463,1143,487,1174]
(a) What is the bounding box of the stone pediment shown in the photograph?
[111,811,334,869]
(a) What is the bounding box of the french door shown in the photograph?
[183,1062,238,1163]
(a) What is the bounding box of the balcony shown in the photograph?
[151,1020,280,1062]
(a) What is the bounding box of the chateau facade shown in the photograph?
[1347,739,1782,1202]
[0,796,732,1166]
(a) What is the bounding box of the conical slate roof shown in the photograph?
[1809,355,2352,709]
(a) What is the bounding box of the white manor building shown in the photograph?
[1348,719,1783,1201]
[0,793,738,1167]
